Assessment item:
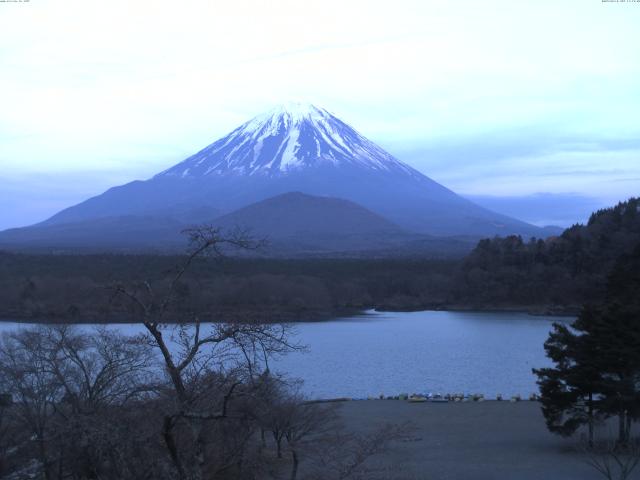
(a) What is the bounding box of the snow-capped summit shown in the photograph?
[24,103,547,240]
[249,102,328,126]
[158,103,418,178]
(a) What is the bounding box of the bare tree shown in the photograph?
[1,226,407,480]
[283,399,339,480]
[39,326,155,412]
[112,226,300,480]
[288,420,410,480]
[0,326,158,480]
[0,328,62,480]
[0,385,15,477]
[255,377,409,480]
[583,439,640,480]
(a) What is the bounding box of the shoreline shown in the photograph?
[308,397,537,404]
[0,304,578,325]
[374,303,580,317]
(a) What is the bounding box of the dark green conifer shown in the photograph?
[534,243,640,445]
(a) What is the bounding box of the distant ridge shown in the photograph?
[214,192,403,237]
[0,192,475,256]
[212,192,414,253]
[454,197,640,309]
[1,103,550,252]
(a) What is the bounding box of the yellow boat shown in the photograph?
[408,395,427,403]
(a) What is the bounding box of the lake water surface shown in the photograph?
[0,310,570,399]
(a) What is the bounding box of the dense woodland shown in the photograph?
[454,197,640,311]
[0,198,638,322]
[0,255,457,322]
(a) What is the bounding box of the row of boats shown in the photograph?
[349,393,539,402]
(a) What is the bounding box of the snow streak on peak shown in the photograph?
[239,103,332,139]
[158,103,421,178]
[258,102,328,124]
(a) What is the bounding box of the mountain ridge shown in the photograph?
[157,103,420,178]
[0,192,476,256]
[5,103,549,245]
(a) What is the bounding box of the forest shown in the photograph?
[0,198,638,323]
[454,197,640,311]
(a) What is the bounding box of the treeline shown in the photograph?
[452,198,640,311]
[2,198,639,321]
[0,254,457,322]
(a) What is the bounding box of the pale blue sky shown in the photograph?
[1,0,639,229]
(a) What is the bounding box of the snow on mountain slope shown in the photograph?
[17,102,547,240]
[157,103,420,178]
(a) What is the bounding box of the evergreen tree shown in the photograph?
[534,243,640,445]
[534,308,603,446]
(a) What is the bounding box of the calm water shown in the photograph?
[0,310,570,399]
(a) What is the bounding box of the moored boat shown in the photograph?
[408,395,427,403]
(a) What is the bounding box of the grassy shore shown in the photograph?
[335,400,617,480]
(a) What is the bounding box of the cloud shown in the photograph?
[464,192,608,227]
[388,127,640,202]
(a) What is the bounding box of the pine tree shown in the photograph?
[534,309,603,446]
[534,243,640,445]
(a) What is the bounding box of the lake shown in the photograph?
[0,310,570,399]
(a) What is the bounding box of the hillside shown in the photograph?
[451,197,640,311]
[214,192,402,237]
[11,103,546,243]
[0,192,475,256]
[0,215,188,252]
[212,192,434,255]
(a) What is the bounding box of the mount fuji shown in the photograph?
[158,103,422,178]
[1,103,547,252]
